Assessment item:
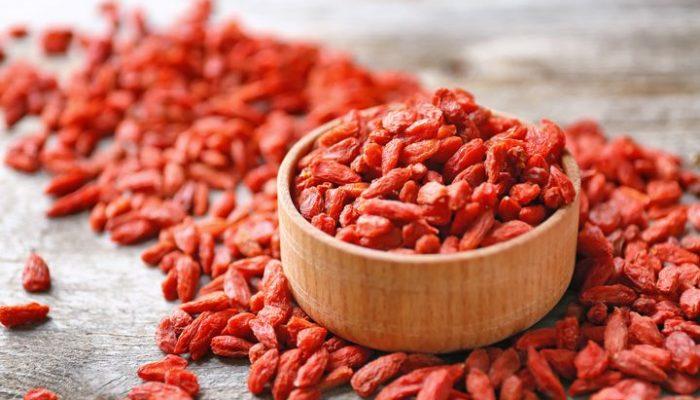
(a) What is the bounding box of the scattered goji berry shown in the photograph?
[418,369,455,400]
[23,388,59,400]
[294,348,330,388]
[272,349,304,400]
[465,368,496,400]
[0,302,50,328]
[127,382,192,400]
[574,340,608,379]
[351,352,407,397]
[22,252,51,292]
[163,369,199,396]
[248,348,280,395]
[526,347,566,400]
[137,355,188,382]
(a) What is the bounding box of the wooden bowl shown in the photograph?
[277,118,581,353]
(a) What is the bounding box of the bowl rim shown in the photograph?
[277,113,581,265]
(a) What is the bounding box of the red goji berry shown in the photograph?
[0,302,50,328]
[23,388,59,400]
[418,369,455,400]
[574,340,609,379]
[351,352,407,397]
[526,347,566,400]
[295,348,330,388]
[22,252,51,292]
[137,355,188,382]
[248,348,279,395]
[127,382,192,400]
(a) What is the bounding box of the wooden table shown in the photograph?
[1,1,698,398]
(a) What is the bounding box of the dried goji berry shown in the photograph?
[610,350,667,383]
[465,368,495,400]
[46,184,100,218]
[40,27,73,55]
[574,340,608,379]
[540,348,577,381]
[327,345,373,371]
[526,347,566,400]
[223,267,251,307]
[499,375,524,400]
[137,355,188,382]
[351,352,407,397]
[23,388,59,400]
[296,326,328,356]
[604,307,629,354]
[272,348,304,400]
[188,309,236,360]
[163,369,199,397]
[628,312,664,347]
[580,284,637,306]
[515,328,557,351]
[664,331,699,375]
[568,371,622,397]
[399,354,444,374]
[288,387,322,400]
[418,369,455,400]
[248,348,280,395]
[22,252,51,292]
[295,348,330,388]
[156,309,193,354]
[488,348,520,387]
[175,256,200,302]
[0,302,50,328]
[376,365,463,400]
[631,344,671,369]
[127,382,192,400]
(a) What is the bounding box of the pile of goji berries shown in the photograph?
[293,89,575,253]
[0,1,698,400]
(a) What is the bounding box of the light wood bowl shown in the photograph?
[277,117,581,353]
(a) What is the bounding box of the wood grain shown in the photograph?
[0,0,699,398]
[278,118,581,353]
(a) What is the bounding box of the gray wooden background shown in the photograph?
[1,1,699,399]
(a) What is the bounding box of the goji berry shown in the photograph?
[574,340,608,379]
[163,369,199,397]
[327,345,372,371]
[540,348,577,380]
[318,366,354,391]
[22,252,51,292]
[137,355,188,382]
[294,348,330,388]
[526,347,565,400]
[0,302,50,328]
[127,382,192,400]
[418,369,454,400]
[610,350,667,382]
[272,348,304,400]
[23,388,59,400]
[288,388,322,400]
[487,348,520,387]
[155,309,193,354]
[248,348,279,395]
[351,352,407,397]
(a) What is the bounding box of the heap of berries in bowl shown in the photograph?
[293,88,576,254]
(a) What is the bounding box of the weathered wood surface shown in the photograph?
[1,0,699,398]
